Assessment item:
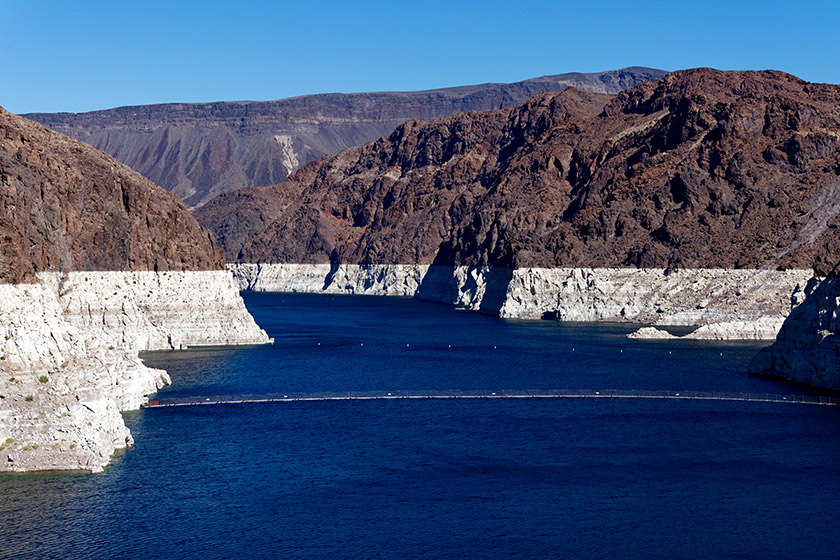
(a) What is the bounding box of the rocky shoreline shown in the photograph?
[0,270,269,473]
[230,263,811,340]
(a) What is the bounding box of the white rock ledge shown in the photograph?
[231,263,811,340]
[0,270,269,473]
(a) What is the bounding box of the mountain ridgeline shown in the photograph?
[24,68,666,208]
[195,69,840,275]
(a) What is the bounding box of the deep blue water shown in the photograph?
[1,292,839,559]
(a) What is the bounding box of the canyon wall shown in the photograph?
[0,106,269,472]
[230,263,810,339]
[201,69,840,387]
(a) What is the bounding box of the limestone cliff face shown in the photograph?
[750,276,840,388]
[198,69,840,274]
[0,109,269,472]
[25,68,665,208]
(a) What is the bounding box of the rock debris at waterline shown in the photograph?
[0,270,270,473]
[229,263,811,340]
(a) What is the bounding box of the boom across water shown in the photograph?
[145,389,838,408]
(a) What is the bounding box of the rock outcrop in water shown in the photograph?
[0,107,269,472]
[24,68,665,208]
[750,274,840,388]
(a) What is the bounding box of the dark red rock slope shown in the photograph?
[195,69,840,274]
[25,68,665,208]
[0,107,223,283]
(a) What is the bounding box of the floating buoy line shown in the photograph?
[145,389,838,409]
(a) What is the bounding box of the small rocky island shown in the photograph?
[0,107,269,473]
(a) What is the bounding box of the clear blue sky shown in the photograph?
[2,0,838,114]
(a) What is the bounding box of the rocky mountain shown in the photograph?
[0,108,267,473]
[0,106,223,283]
[24,67,666,208]
[195,69,840,274]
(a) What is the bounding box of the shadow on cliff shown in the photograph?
[415,263,514,316]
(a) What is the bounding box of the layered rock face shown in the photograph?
[0,279,166,472]
[57,270,269,354]
[25,68,665,208]
[0,108,268,472]
[0,270,268,473]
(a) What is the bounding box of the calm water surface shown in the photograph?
[1,292,838,559]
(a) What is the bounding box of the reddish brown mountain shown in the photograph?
[195,69,840,274]
[24,68,665,208]
[0,107,223,283]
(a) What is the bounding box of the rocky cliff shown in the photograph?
[198,69,840,274]
[24,68,665,208]
[231,263,810,339]
[0,108,268,472]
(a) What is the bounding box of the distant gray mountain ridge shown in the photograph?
[24,67,666,207]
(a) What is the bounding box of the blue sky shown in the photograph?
[2,0,838,114]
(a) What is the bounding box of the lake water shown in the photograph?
[1,292,839,559]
